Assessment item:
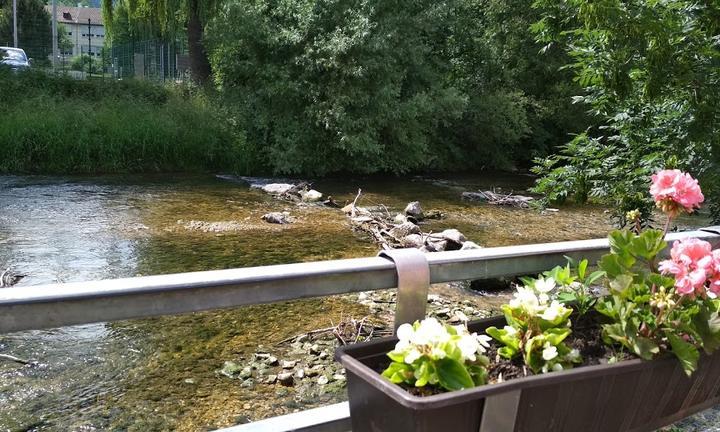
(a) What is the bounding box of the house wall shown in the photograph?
[62,22,105,58]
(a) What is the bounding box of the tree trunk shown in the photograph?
[187,0,211,83]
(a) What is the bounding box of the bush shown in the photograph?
[0,69,250,174]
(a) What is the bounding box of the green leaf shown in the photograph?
[631,336,660,360]
[382,362,413,384]
[544,327,571,345]
[609,274,633,293]
[498,346,518,359]
[600,254,626,278]
[387,349,407,363]
[436,358,475,391]
[667,332,699,376]
[557,291,577,304]
[586,270,605,286]
[632,229,666,260]
[692,308,720,353]
[578,259,588,280]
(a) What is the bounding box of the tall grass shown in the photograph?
[0,69,254,174]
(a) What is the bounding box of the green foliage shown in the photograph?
[208,0,466,176]
[487,277,582,374]
[595,229,720,375]
[0,69,249,174]
[531,0,720,224]
[550,258,604,316]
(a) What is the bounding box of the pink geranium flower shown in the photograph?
[650,169,704,214]
[660,239,714,296]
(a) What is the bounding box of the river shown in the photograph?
[0,173,710,431]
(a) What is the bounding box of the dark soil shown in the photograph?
[487,312,630,383]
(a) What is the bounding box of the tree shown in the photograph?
[532,0,720,224]
[102,0,216,82]
[208,0,466,175]
[439,0,590,170]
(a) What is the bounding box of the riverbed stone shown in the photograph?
[317,375,329,385]
[310,344,321,354]
[301,189,323,202]
[439,229,466,245]
[240,378,255,389]
[265,374,278,384]
[393,213,407,224]
[404,201,424,218]
[239,367,253,379]
[461,241,482,250]
[262,212,293,224]
[219,361,243,378]
[401,234,424,248]
[278,372,295,386]
[261,183,294,195]
[281,360,297,369]
[389,222,420,239]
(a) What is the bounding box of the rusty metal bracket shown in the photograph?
[378,248,430,332]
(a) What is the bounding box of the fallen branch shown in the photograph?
[0,353,32,365]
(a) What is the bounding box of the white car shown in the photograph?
[0,47,31,71]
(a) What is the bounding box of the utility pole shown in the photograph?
[52,0,58,68]
[87,18,92,77]
[12,0,18,47]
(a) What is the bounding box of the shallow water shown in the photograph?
[0,173,709,431]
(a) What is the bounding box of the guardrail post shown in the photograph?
[378,248,430,332]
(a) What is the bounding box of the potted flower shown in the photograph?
[336,170,720,432]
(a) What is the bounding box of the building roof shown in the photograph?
[45,6,103,26]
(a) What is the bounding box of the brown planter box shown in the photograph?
[336,315,720,432]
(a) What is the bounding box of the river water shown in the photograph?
[0,174,708,431]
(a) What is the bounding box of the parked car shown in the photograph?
[0,47,31,72]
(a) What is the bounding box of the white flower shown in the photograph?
[566,348,581,363]
[412,318,450,345]
[458,334,480,361]
[538,293,550,305]
[509,287,540,314]
[535,277,556,293]
[396,323,414,342]
[542,344,558,361]
[477,334,492,349]
[552,363,564,372]
[404,348,422,364]
[430,347,447,360]
[539,301,566,322]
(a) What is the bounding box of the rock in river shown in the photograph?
[260,183,295,195]
[404,201,424,219]
[301,189,323,202]
[262,212,293,224]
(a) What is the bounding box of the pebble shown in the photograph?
[332,374,346,382]
[317,376,329,385]
[278,372,294,386]
[310,344,321,354]
[265,374,277,384]
[281,360,297,369]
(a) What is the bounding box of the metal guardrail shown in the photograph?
[2,227,720,431]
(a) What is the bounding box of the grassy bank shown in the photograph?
[0,70,251,174]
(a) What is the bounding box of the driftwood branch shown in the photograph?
[0,353,32,365]
[276,316,388,346]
